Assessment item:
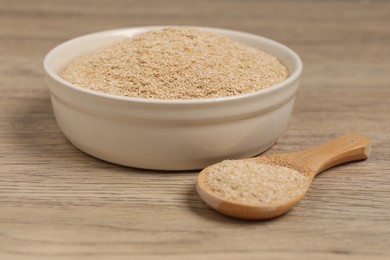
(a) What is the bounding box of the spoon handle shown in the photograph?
[281,133,371,176]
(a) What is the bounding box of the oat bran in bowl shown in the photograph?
[43,26,302,170]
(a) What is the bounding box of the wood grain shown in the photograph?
[1,0,389,259]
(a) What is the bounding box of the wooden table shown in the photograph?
[1,0,389,259]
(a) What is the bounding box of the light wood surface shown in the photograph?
[1,0,389,259]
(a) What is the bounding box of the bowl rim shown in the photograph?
[43,25,303,105]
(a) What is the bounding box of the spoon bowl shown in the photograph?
[197,133,371,220]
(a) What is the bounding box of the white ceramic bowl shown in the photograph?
[44,26,302,170]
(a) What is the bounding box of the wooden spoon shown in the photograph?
[196,133,371,220]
